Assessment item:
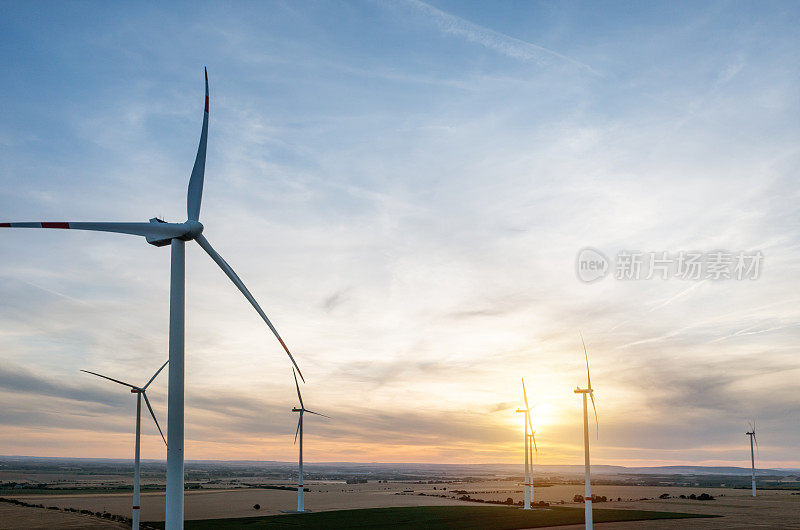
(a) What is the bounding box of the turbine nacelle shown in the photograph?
[146,218,204,247]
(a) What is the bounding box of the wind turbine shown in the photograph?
[574,334,597,530]
[746,422,758,497]
[81,360,168,530]
[291,367,328,512]
[1,69,304,529]
[516,378,537,509]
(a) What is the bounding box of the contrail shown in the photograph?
[404,0,599,75]
[648,281,706,312]
[709,323,799,343]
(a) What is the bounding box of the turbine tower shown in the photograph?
[574,334,597,530]
[1,69,304,529]
[528,409,537,505]
[291,367,329,512]
[81,360,168,530]
[516,378,536,509]
[746,422,758,497]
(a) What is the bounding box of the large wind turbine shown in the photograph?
[574,334,597,530]
[291,368,328,512]
[516,378,537,509]
[746,422,758,497]
[1,69,304,529]
[81,360,168,530]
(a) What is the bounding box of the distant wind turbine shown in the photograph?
[2,69,304,529]
[291,368,329,512]
[574,333,598,530]
[746,422,758,497]
[516,378,537,509]
[81,360,168,530]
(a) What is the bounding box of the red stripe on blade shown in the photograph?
[41,222,70,229]
[205,96,209,113]
[0,223,10,227]
[278,336,290,353]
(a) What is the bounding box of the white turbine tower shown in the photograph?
[516,378,537,509]
[81,360,168,530]
[1,69,304,529]
[574,334,597,530]
[746,422,758,497]
[528,418,537,506]
[291,368,328,512]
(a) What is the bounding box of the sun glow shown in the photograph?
[529,402,557,433]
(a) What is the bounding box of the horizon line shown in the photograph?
[3,455,797,471]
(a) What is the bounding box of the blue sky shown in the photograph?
[1,1,799,466]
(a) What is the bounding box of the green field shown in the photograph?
[147,505,716,529]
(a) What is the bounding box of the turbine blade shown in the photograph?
[80,370,138,389]
[142,360,169,390]
[0,221,187,240]
[294,416,301,444]
[521,378,530,411]
[196,234,304,381]
[531,431,538,453]
[580,332,592,390]
[753,420,759,455]
[590,391,598,439]
[293,368,304,409]
[187,67,209,221]
[304,409,330,418]
[527,412,534,439]
[142,392,167,446]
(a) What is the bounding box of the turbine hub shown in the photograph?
[182,220,204,240]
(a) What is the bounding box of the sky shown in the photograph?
[1,1,799,468]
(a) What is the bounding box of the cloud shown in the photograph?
[0,363,123,406]
[488,401,516,413]
[321,288,352,312]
